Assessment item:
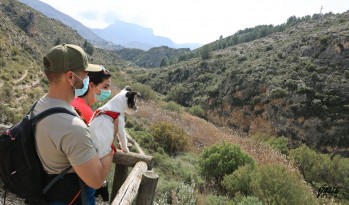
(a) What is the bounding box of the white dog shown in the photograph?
[89,86,140,158]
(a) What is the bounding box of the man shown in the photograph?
[33,43,115,204]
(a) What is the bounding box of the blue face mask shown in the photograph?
[94,88,111,101]
[72,73,89,97]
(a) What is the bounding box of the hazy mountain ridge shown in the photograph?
[19,0,201,50]
[135,11,349,155]
[115,46,191,68]
[92,20,201,50]
[18,0,123,50]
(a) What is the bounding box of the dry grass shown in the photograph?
[136,100,297,172]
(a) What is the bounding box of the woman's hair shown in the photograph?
[88,66,111,85]
[81,66,111,97]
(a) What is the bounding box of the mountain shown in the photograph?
[0,0,127,126]
[115,46,191,68]
[18,0,123,50]
[134,11,349,155]
[19,0,201,51]
[92,20,201,50]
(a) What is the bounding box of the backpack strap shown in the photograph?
[42,166,72,195]
[30,107,77,126]
[27,100,39,115]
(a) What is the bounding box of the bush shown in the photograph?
[265,136,289,155]
[157,182,197,205]
[188,105,205,118]
[268,87,288,99]
[200,194,234,205]
[237,196,263,205]
[223,164,259,197]
[335,157,349,199]
[130,82,157,101]
[256,164,317,205]
[162,101,184,114]
[289,144,321,183]
[166,84,193,106]
[150,122,189,155]
[290,145,349,199]
[252,134,289,155]
[199,142,255,185]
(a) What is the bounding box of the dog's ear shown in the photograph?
[124,86,132,92]
[126,91,140,99]
[135,92,142,99]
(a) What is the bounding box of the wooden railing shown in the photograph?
[110,136,158,205]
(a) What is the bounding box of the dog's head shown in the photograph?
[124,86,141,114]
[100,86,141,114]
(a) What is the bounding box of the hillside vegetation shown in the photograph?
[1,1,349,204]
[0,0,128,125]
[134,11,349,155]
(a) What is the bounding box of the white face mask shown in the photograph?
[71,73,89,97]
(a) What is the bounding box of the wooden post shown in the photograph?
[111,161,148,205]
[110,164,128,204]
[136,170,159,205]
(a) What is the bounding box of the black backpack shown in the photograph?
[0,102,77,204]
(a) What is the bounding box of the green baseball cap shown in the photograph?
[43,43,102,72]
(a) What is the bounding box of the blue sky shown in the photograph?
[40,0,349,44]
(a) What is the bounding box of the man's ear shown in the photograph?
[65,71,74,84]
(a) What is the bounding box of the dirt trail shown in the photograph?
[13,69,28,84]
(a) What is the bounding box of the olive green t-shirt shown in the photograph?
[33,95,96,174]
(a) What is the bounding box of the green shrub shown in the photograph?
[335,157,349,199]
[162,101,184,114]
[199,142,255,185]
[150,122,189,155]
[0,104,16,124]
[256,164,317,205]
[202,194,235,205]
[289,144,321,183]
[222,164,259,197]
[290,144,320,183]
[188,105,205,118]
[265,136,289,155]
[172,182,197,205]
[130,82,157,101]
[237,196,263,205]
[268,87,288,99]
[165,84,193,106]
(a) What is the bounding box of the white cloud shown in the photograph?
[40,0,349,44]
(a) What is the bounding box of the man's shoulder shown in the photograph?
[33,96,84,125]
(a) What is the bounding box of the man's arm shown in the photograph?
[72,150,114,189]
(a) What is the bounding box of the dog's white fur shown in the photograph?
[89,88,134,158]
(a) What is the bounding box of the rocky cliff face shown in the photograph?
[140,11,349,155]
[207,26,349,153]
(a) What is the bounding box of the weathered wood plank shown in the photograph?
[111,161,148,205]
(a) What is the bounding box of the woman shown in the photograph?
[72,65,112,124]
[71,65,112,204]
